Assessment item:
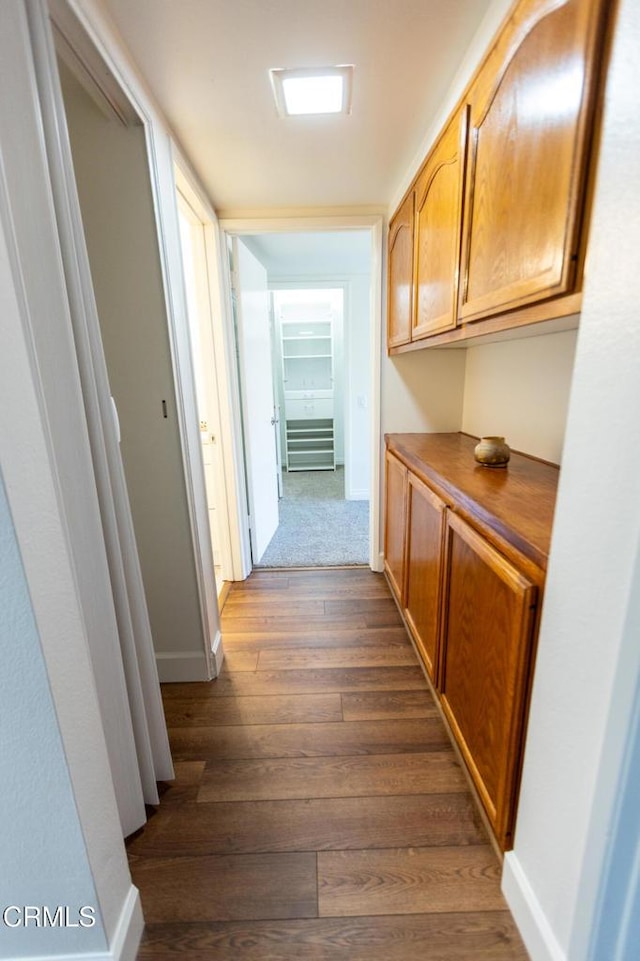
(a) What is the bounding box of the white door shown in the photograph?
[233,238,279,562]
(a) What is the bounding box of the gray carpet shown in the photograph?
[257,467,369,568]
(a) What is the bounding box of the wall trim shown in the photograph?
[18,886,143,961]
[106,884,144,961]
[347,487,369,501]
[211,628,225,677]
[502,852,566,961]
[155,650,210,682]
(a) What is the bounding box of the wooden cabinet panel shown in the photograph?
[459,0,607,323]
[383,452,408,604]
[413,108,468,340]
[440,512,537,847]
[387,192,414,348]
[404,473,445,684]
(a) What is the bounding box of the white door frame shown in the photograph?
[219,216,384,573]
[175,167,236,583]
[232,237,281,564]
[55,0,226,671]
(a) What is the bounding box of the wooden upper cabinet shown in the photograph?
[387,191,414,348]
[458,0,608,323]
[383,451,408,603]
[404,473,446,684]
[413,108,468,340]
[439,512,537,847]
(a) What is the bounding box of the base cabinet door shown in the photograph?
[440,512,537,847]
[404,473,446,684]
[383,451,408,603]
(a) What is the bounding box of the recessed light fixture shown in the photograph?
[269,65,353,117]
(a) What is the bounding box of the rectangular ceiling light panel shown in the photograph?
[270,66,353,117]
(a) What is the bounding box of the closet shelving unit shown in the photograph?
[281,318,335,471]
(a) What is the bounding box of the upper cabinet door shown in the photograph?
[458,0,608,323]
[413,107,469,340]
[387,191,415,348]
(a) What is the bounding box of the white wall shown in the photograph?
[381,349,467,434]
[0,476,106,959]
[60,62,205,665]
[0,115,140,955]
[501,2,640,958]
[461,330,578,463]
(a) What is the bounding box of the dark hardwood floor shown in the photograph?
[131,569,529,960]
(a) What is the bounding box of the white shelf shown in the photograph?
[280,317,335,471]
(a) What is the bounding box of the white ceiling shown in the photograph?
[241,230,372,276]
[97,0,493,211]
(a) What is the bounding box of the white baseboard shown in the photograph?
[211,629,225,677]
[502,852,566,961]
[19,885,143,961]
[346,487,370,501]
[108,884,144,961]
[155,650,209,682]
[373,551,385,573]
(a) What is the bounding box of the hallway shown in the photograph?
[129,569,528,959]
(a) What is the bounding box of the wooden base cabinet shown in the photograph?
[404,473,446,684]
[439,512,537,848]
[383,433,557,850]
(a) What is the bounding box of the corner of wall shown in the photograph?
[155,650,210,682]
[502,852,567,961]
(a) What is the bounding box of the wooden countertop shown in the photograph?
[385,433,559,570]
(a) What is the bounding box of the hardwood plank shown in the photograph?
[229,571,389,595]
[137,912,530,961]
[342,690,439,721]
[197,751,468,802]
[163,693,343,727]
[161,666,429,699]
[130,852,317,922]
[324,597,399,614]
[169,718,449,760]
[222,627,411,651]
[318,846,504,917]
[283,569,383,585]
[222,599,326,617]
[128,794,485,856]
[223,589,391,608]
[222,612,369,633]
[222,650,259,672]
[363,609,404,628]
[156,761,206,804]
[227,573,290,590]
[257,644,417,672]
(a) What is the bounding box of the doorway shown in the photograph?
[226,228,380,570]
[176,181,234,597]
